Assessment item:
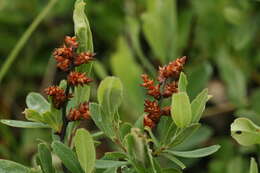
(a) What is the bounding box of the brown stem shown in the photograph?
[60,83,70,142]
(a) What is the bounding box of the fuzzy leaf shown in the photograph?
[171,92,192,128]
[162,153,186,170]
[26,92,50,114]
[24,109,44,122]
[0,120,50,128]
[142,0,178,62]
[166,145,220,158]
[74,129,96,173]
[38,143,55,173]
[95,160,127,169]
[178,72,188,92]
[250,158,259,173]
[0,159,31,173]
[191,89,209,123]
[169,123,200,147]
[97,76,123,116]
[52,141,84,173]
[231,118,260,146]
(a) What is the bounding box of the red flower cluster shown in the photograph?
[44,35,94,116]
[44,86,68,108]
[68,102,90,121]
[53,36,95,71]
[158,56,186,83]
[67,72,92,86]
[141,57,187,128]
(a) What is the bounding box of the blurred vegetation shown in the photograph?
[0,0,260,172]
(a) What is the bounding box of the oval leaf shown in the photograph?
[26,92,50,113]
[0,159,31,173]
[250,158,259,173]
[166,145,220,158]
[74,129,96,173]
[191,89,209,123]
[231,118,260,146]
[52,141,84,173]
[178,72,188,92]
[171,92,192,128]
[95,160,127,169]
[0,120,50,128]
[97,76,123,115]
[38,143,55,173]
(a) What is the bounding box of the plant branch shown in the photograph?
[0,0,59,84]
[60,83,71,142]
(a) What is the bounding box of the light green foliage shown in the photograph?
[52,141,84,173]
[250,158,259,173]
[166,145,220,158]
[142,0,178,63]
[97,76,123,116]
[171,92,192,128]
[74,129,96,173]
[178,72,188,92]
[0,159,31,173]
[191,89,209,123]
[0,120,50,128]
[38,143,55,173]
[231,118,260,146]
[110,37,145,118]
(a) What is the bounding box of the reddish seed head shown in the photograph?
[162,81,178,98]
[44,86,68,108]
[158,56,187,83]
[144,100,161,120]
[74,52,95,66]
[68,102,90,121]
[141,74,161,99]
[65,36,78,49]
[144,115,156,128]
[67,71,92,86]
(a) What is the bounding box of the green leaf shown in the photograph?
[142,0,178,62]
[171,92,192,128]
[187,62,212,99]
[191,89,209,123]
[42,111,61,132]
[95,160,127,169]
[0,159,31,173]
[38,143,55,173]
[162,153,186,170]
[231,118,260,146]
[169,123,200,147]
[97,76,123,116]
[52,141,84,173]
[216,48,247,106]
[73,0,93,53]
[74,129,96,173]
[104,167,117,173]
[26,92,50,114]
[249,158,258,173]
[73,0,93,74]
[24,109,44,122]
[102,152,128,160]
[119,122,132,141]
[178,72,188,92]
[166,145,220,158]
[110,37,145,118]
[0,120,50,128]
[89,103,114,138]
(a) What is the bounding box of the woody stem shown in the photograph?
[60,84,70,142]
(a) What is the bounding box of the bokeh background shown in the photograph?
[0,0,260,172]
